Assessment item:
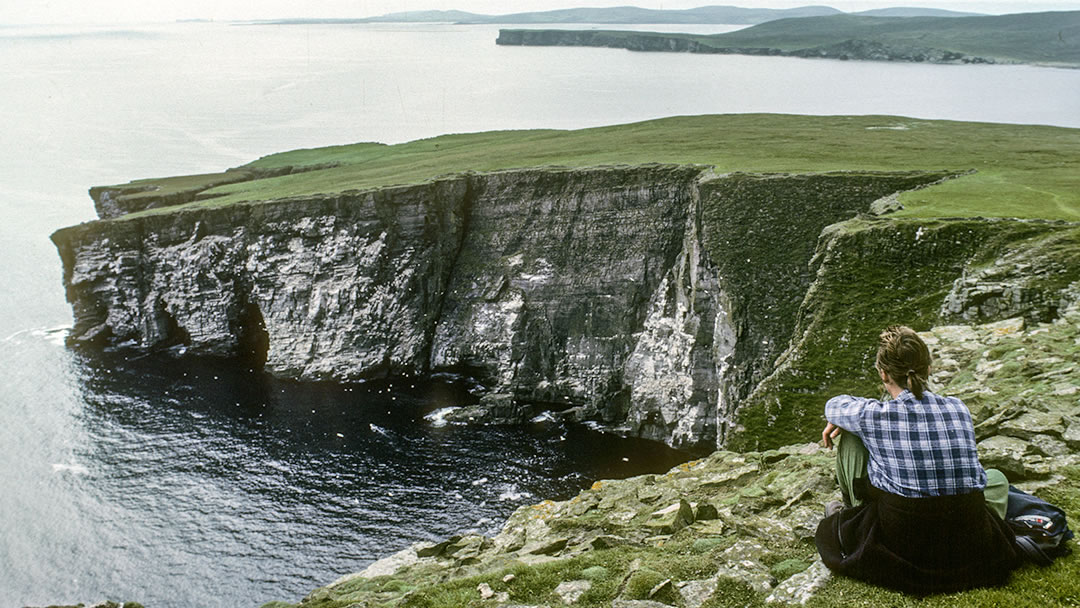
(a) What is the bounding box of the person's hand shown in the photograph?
[821,422,842,450]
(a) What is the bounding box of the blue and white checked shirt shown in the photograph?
[826,390,987,497]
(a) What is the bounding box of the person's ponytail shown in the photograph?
[906,368,927,400]
[876,326,932,400]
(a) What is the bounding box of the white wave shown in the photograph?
[472,477,488,486]
[265,460,291,474]
[51,462,89,475]
[39,326,71,346]
[423,406,460,428]
[498,485,532,502]
[4,325,71,346]
[2,328,31,342]
[530,411,556,423]
[369,424,389,436]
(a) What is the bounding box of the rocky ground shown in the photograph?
[264,303,1080,608]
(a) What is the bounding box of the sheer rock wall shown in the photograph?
[53,165,976,451]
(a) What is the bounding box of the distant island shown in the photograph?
[247,5,982,26]
[497,10,1080,68]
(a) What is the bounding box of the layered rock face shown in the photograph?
[57,165,1048,452]
[426,167,699,438]
[56,166,719,449]
[55,178,470,379]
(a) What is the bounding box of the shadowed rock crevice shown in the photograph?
[235,299,269,371]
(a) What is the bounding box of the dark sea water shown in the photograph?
[1,20,1078,608]
[10,349,686,606]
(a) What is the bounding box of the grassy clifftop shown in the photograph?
[96,115,1080,223]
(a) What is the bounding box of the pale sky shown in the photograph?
[1,0,1075,25]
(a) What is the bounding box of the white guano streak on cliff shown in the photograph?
[712,291,737,448]
[622,204,711,448]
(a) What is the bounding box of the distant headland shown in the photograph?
[496,10,1080,68]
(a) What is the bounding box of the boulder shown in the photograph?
[765,560,831,604]
[978,435,1036,480]
[676,578,718,608]
[998,410,1065,440]
[555,580,592,604]
[1064,422,1080,449]
[645,499,695,534]
[526,537,569,556]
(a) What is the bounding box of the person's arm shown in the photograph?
[822,394,872,448]
[821,422,843,449]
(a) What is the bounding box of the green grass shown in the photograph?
[117,115,1080,223]
[728,220,1080,450]
[94,169,256,205]
[276,466,1080,608]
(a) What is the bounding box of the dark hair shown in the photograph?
[876,326,932,399]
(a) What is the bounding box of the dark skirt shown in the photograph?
[815,486,1022,595]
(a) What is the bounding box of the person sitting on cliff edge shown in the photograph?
[814,325,1022,595]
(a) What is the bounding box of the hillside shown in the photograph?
[461,6,841,25]
[254,5,988,26]
[853,7,983,17]
[496,10,1080,67]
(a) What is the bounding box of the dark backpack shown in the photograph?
[1006,485,1074,566]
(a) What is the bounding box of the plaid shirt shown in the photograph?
[826,390,987,497]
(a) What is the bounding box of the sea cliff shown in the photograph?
[54,165,987,452]
[51,163,1079,452]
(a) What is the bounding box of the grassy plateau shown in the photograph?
[107,114,1080,223]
